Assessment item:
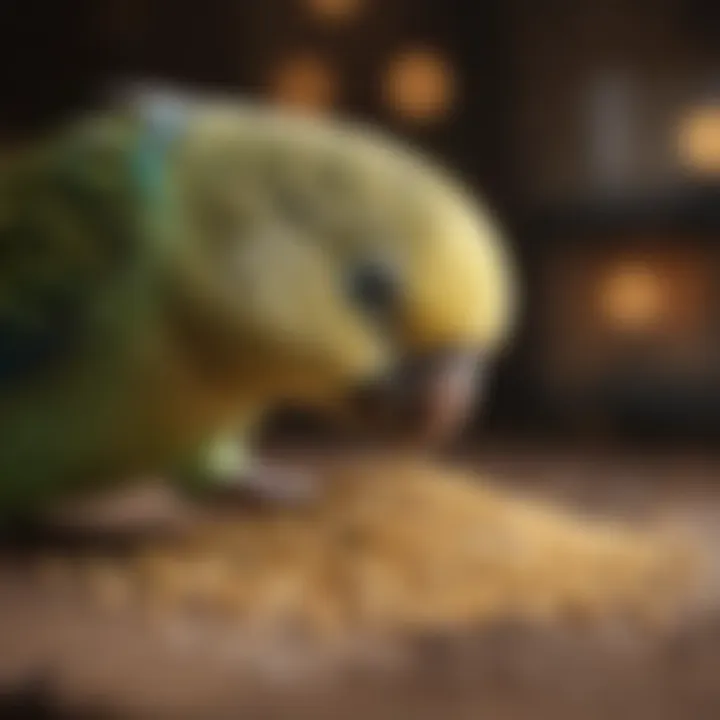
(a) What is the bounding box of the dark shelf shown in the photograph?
[522,183,720,240]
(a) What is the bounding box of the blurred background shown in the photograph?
[4,0,719,449]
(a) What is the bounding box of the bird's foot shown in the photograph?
[194,462,320,511]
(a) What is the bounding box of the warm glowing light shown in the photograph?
[382,48,456,124]
[597,262,666,331]
[677,105,720,176]
[305,0,364,24]
[269,54,338,114]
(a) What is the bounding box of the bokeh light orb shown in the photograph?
[304,0,364,24]
[268,53,339,114]
[597,262,666,332]
[677,104,720,176]
[382,47,457,124]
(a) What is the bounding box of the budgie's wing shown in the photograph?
[0,120,137,380]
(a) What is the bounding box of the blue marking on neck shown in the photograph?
[130,99,190,203]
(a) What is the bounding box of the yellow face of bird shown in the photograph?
[161,102,517,443]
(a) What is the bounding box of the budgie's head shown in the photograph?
[140,95,517,444]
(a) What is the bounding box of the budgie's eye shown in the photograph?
[348,259,399,320]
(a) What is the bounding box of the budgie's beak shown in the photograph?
[349,350,484,447]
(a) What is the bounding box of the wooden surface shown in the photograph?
[1,444,720,720]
